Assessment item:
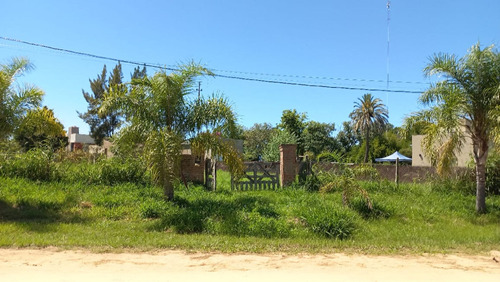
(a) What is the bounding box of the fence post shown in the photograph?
[280,144,297,188]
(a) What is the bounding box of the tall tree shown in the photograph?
[101,63,244,201]
[404,43,500,213]
[131,65,147,80]
[0,57,43,140]
[302,121,336,156]
[349,93,389,163]
[243,123,274,160]
[335,121,360,155]
[278,109,307,155]
[79,63,123,145]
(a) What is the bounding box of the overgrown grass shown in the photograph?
[0,170,499,254]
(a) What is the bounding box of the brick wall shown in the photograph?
[180,154,205,184]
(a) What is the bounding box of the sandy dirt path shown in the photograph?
[1,248,499,281]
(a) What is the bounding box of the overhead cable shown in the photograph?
[0,36,423,94]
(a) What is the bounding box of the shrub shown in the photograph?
[139,199,169,219]
[352,164,380,181]
[97,157,147,185]
[300,204,357,239]
[349,197,392,219]
[1,148,58,181]
[316,151,343,162]
[302,174,321,192]
[485,152,500,195]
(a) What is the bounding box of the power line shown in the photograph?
[210,68,427,85]
[0,36,424,94]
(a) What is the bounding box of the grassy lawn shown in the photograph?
[0,171,499,254]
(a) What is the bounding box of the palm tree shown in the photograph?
[404,43,500,213]
[101,63,244,201]
[0,57,44,140]
[349,93,389,163]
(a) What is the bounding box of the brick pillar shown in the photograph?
[280,144,297,187]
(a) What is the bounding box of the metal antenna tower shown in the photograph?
[386,0,391,89]
[386,0,391,109]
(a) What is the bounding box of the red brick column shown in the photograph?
[280,144,297,187]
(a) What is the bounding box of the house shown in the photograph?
[67,126,113,157]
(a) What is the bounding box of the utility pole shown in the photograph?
[197,81,202,98]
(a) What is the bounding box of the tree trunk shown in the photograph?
[164,178,174,201]
[364,128,370,163]
[211,159,217,191]
[475,155,487,213]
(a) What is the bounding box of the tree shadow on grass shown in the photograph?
[0,199,88,232]
[149,194,280,234]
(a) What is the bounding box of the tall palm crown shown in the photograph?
[0,57,43,139]
[405,43,500,213]
[349,93,389,162]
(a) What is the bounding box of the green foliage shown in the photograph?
[0,148,57,181]
[335,121,360,156]
[261,129,296,162]
[139,199,169,219]
[301,173,321,192]
[352,164,380,181]
[316,151,344,162]
[299,204,357,239]
[243,123,274,161]
[405,43,500,212]
[14,106,67,151]
[317,166,373,210]
[0,150,147,185]
[97,156,148,185]
[349,93,389,163]
[157,193,291,238]
[79,63,123,145]
[371,128,411,162]
[302,121,336,156]
[278,109,307,155]
[0,172,499,253]
[0,57,44,140]
[428,174,475,196]
[349,197,392,219]
[101,63,244,200]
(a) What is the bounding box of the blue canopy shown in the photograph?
[375,151,412,162]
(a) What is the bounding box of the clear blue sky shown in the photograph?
[1,0,499,134]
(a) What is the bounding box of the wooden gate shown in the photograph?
[231,162,280,190]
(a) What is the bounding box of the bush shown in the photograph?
[0,148,58,181]
[349,197,392,219]
[206,210,291,238]
[139,199,169,219]
[352,164,380,181]
[485,152,500,195]
[302,174,321,192]
[316,151,343,162]
[429,173,475,195]
[97,157,147,185]
[300,204,357,239]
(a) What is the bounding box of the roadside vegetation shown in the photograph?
[0,153,499,254]
[1,43,500,254]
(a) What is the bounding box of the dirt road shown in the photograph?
[1,248,499,281]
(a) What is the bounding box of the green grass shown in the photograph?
[0,171,499,254]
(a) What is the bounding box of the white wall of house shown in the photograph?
[412,134,474,167]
